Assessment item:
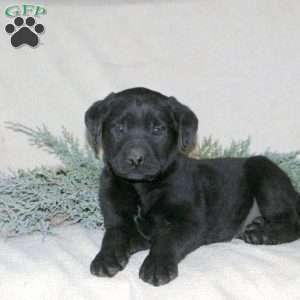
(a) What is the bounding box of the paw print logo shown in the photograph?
[5,17,44,48]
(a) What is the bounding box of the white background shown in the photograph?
[0,0,300,170]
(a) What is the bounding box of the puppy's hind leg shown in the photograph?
[240,156,300,245]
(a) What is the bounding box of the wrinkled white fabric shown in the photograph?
[0,225,299,300]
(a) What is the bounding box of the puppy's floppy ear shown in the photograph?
[168,96,198,153]
[85,92,114,155]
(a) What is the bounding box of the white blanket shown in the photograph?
[0,225,299,300]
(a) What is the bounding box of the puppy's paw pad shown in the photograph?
[90,250,129,277]
[241,231,268,244]
[90,258,119,277]
[240,217,275,244]
[139,255,178,286]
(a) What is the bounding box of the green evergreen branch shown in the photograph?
[1,123,103,237]
[0,123,299,238]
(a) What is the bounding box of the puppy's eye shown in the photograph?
[113,124,125,134]
[152,126,165,135]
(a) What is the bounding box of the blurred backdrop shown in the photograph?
[0,0,299,170]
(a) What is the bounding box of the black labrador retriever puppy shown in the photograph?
[85,87,300,286]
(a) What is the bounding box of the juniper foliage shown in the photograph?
[0,124,299,237]
[0,123,103,237]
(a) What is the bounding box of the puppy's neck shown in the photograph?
[132,155,185,214]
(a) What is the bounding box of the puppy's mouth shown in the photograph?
[113,170,159,181]
[120,173,156,181]
[110,163,160,181]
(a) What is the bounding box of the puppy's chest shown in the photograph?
[133,203,170,241]
[133,205,152,240]
[132,185,168,240]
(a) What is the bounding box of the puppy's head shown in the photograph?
[85,87,198,181]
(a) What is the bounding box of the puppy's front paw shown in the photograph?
[90,247,129,277]
[139,254,178,286]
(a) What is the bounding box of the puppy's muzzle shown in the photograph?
[111,141,161,180]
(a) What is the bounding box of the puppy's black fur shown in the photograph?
[85,87,300,286]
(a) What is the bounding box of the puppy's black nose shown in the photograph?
[127,149,145,167]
